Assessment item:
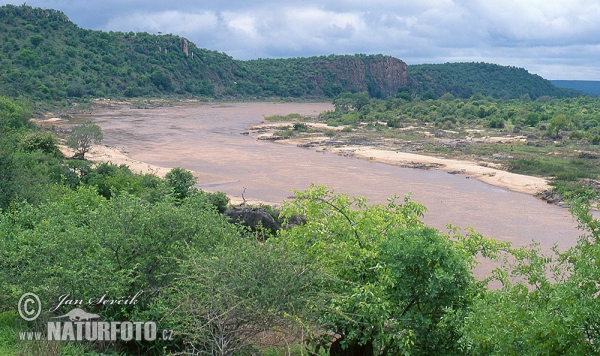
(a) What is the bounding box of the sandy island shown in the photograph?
[250,123,550,197]
[332,146,549,195]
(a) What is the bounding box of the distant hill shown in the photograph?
[408,62,582,99]
[0,4,586,107]
[550,80,600,96]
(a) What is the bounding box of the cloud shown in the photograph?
[104,11,219,37]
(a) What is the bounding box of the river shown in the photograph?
[77,102,583,276]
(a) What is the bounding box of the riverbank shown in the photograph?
[59,144,279,207]
[47,105,550,203]
[302,144,548,195]
[249,122,551,197]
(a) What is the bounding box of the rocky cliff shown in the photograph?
[314,55,410,97]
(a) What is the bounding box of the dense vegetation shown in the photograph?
[0,4,581,114]
[408,62,583,100]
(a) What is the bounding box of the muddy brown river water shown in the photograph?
[77,102,585,276]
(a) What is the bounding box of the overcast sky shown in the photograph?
[3,1,600,80]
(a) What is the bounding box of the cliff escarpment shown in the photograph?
[312,55,410,97]
[244,54,410,98]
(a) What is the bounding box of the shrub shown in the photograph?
[165,167,195,200]
[487,116,505,128]
[293,123,308,132]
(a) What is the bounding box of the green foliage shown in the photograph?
[66,120,103,159]
[0,96,31,130]
[165,167,196,200]
[163,239,319,355]
[0,188,240,354]
[293,122,308,132]
[409,62,580,100]
[460,199,600,355]
[332,91,371,112]
[276,185,501,355]
[81,162,168,201]
[547,114,571,137]
[487,116,505,129]
[19,131,61,156]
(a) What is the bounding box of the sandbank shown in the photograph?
[59,145,277,206]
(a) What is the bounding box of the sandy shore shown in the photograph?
[332,145,550,195]
[60,144,278,206]
[250,122,549,196]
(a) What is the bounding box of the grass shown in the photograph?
[265,113,308,122]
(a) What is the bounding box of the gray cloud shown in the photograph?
[1,0,599,79]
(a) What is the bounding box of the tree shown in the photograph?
[0,96,31,129]
[165,167,195,200]
[460,199,600,355]
[276,185,503,355]
[333,91,371,112]
[547,114,570,137]
[165,240,319,356]
[66,120,103,159]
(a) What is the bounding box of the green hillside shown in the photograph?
[408,62,583,99]
[0,4,245,103]
[0,4,585,110]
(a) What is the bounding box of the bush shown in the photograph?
[293,122,308,132]
[487,116,505,128]
[19,132,61,156]
[165,167,195,200]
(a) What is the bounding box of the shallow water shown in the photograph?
[77,102,584,275]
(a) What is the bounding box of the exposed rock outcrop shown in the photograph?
[310,55,411,97]
[225,207,281,234]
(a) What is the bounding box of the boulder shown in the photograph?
[225,207,281,234]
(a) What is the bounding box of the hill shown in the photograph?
[408,62,582,99]
[0,4,245,103]
[0,4,412,105]
[0,4,585,108]
[551,80,600,96]
[243,54,410,98]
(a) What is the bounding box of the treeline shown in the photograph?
[0,4,582,112]
[324,91,600,131]
[408,62,583,100]
[1,96,600,355]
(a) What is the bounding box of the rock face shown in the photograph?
[323,56,409,95]
[225,207,281,234]
[312,55,411,97]
[180,38,189,56]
